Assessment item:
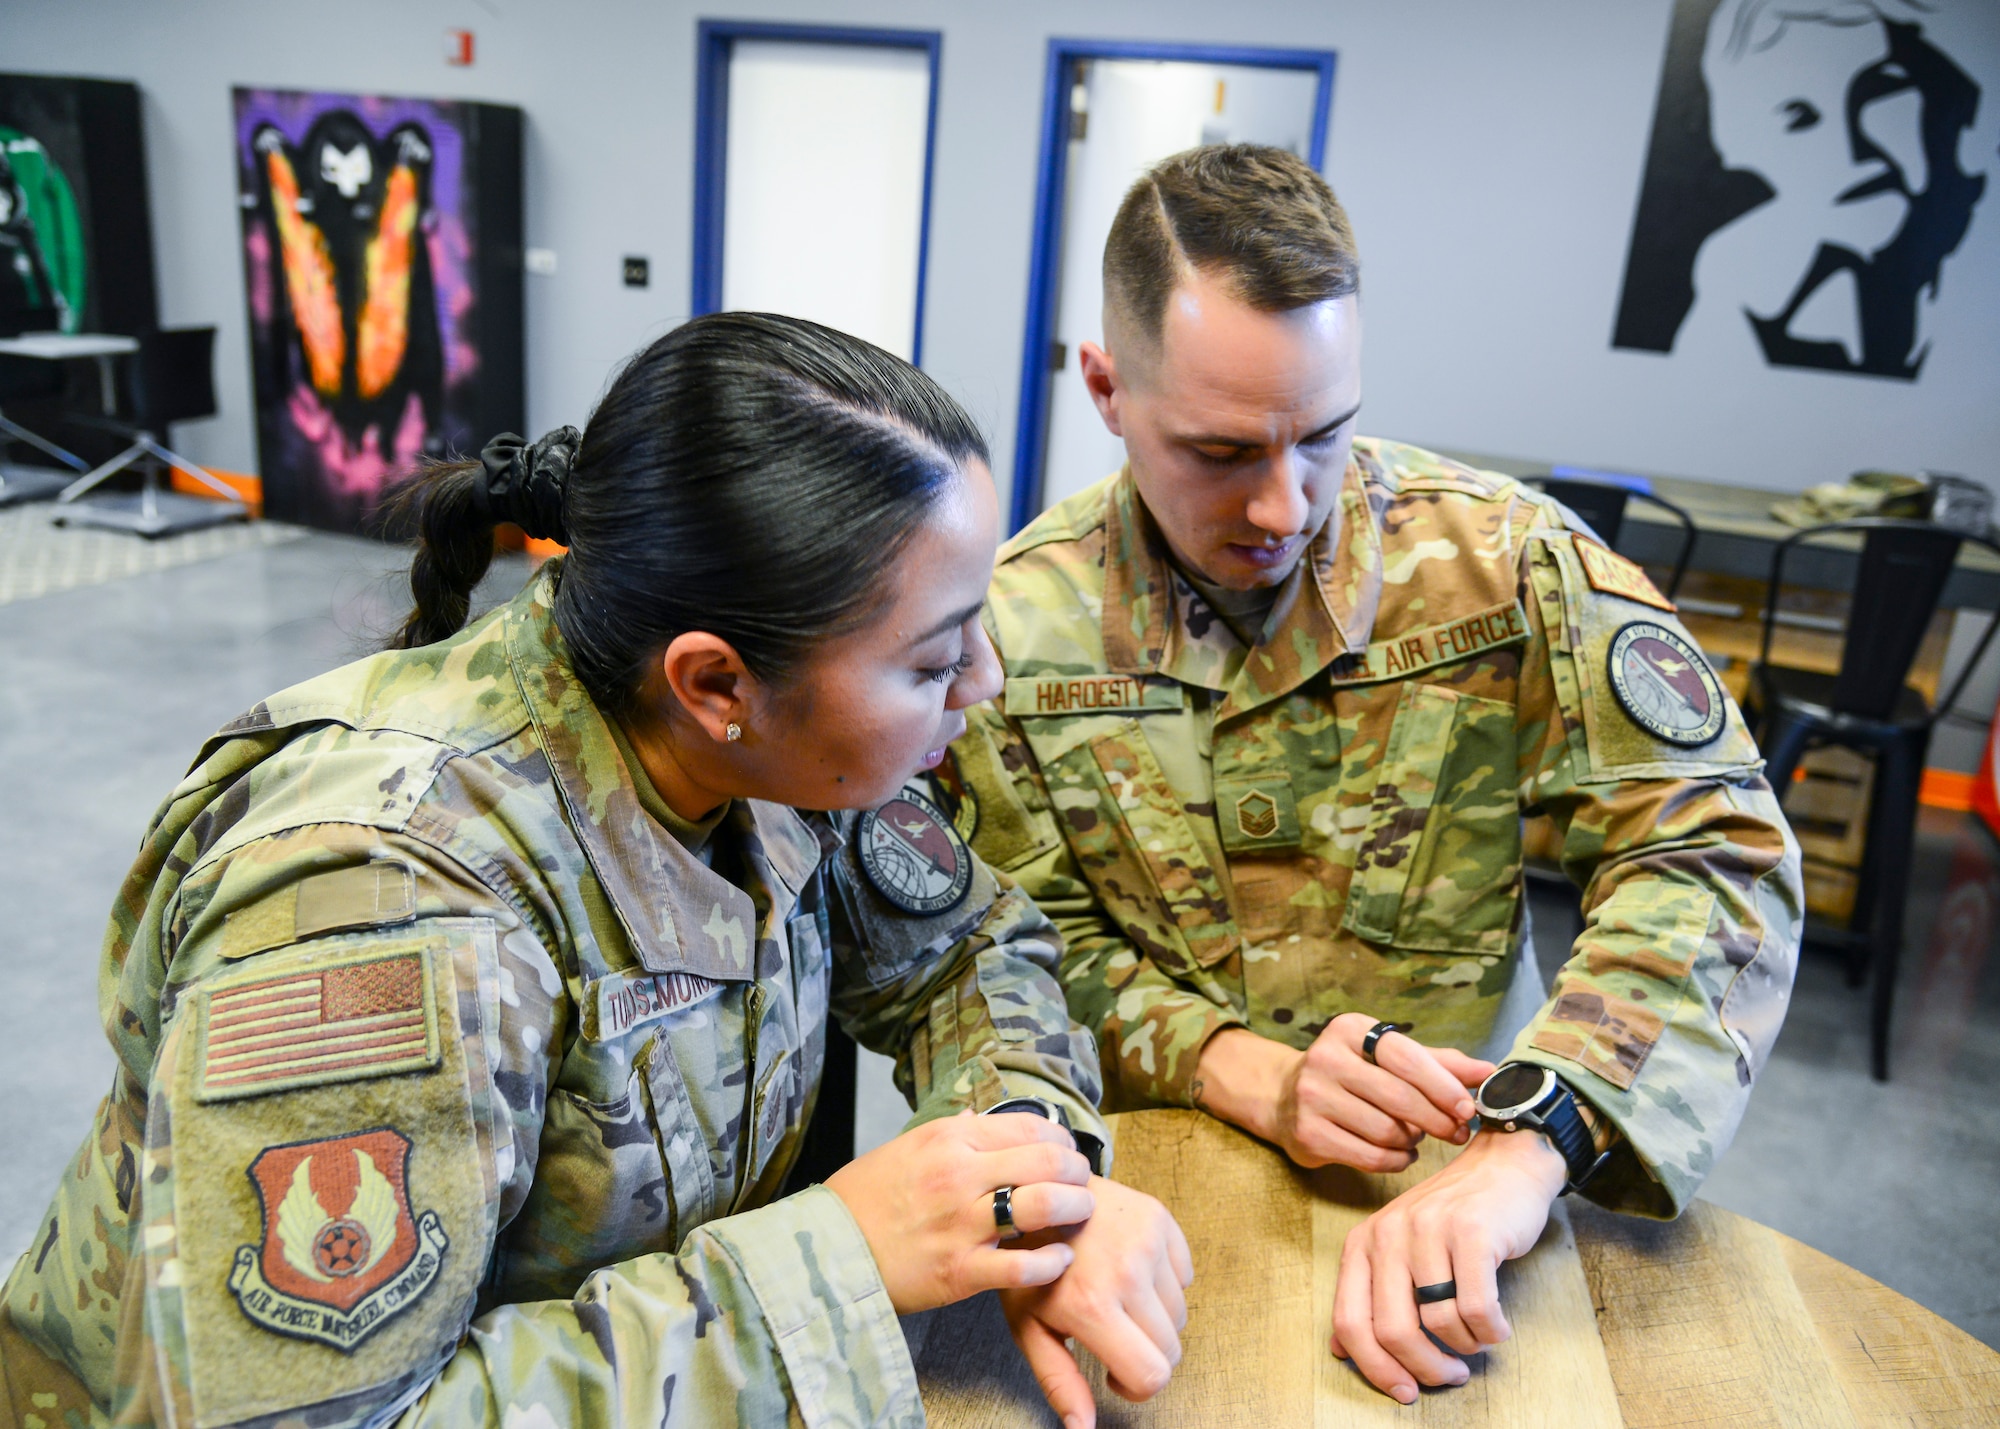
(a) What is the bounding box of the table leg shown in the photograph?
[94,354,117,414]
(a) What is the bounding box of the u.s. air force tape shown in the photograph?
[856,786,973,916]
[1606,621,1725,747]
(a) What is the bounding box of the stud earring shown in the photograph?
[725,722,742,743]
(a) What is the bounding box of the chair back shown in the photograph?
[1534,474,1699,598]
[1542,478,1631,545]
[1759,518,2000,725]
[129,327,217,430]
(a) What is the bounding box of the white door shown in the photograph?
[721,40,932,361]
[1040,60,1324,511]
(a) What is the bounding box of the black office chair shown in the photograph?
[54,326,247,537]
[0,351,88,506]
[1532,472,1699,599]
[1747,517,2000,1082]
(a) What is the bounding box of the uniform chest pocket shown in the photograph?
[1042,724,1238,975]
[500,1049,676,1303]
[1342,684,1520,955]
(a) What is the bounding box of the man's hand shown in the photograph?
[1327,1127,1567,1403]
[1000,1177,1194,1429]
[1193,1019,1494,1171]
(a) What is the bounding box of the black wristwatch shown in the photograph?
[1472,1063,1608,1196]
[983,1096,1108,1177]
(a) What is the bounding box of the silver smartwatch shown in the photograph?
[1472,1063,1608,1196]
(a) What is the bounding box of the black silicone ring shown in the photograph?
[1414,1280,1458,1306]
[1361,1021,1413,1066]
[993,1186,1021,1240]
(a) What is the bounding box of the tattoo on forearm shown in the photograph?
[1191,1076,1209,1113]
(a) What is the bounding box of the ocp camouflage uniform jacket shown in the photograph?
[954,439,1802,1218]
[0,565,1104,1428]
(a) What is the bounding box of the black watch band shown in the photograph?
[982,1097,1107,1177]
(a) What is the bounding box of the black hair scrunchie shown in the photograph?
[474,426,581,545]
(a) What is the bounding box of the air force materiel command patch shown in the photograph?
[856,786,973,916]
[1607,621,1726,747]
[229,1127,447,1352]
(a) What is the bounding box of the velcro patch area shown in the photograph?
[197,948,441,1103]
[1529,987,1665,1090]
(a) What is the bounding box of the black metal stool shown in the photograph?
[1747,517,2000,1081]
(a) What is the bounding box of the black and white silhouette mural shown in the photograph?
[1615,0,1993,381]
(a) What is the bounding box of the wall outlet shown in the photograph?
[525,248,557,276]
[622,256,650,289]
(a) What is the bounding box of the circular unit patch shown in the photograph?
[1606,621,1726,747]
[857,787,974,916]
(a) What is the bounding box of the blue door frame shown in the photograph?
[1008,38,1337,532]
[692,20,944,364]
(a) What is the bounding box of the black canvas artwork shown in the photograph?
[0,74,157,337]
[235,88,522,535]
[1613,0,1988,381]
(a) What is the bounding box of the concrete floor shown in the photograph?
[4,530,1997,1351]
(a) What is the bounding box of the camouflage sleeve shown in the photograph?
[825,786,1108,1149]
[103,828,916,1428]
[956,705,1244,1111]
[1506,527,1804,1218]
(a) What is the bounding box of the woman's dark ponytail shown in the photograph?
[384,426,580,650]
[382,460,496,650]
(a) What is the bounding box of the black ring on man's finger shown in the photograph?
[993,1185,1021,1240]
[1414,1280,1458,1306]
[1361,1020,1414,1066]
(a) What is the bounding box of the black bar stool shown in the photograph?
[1747,517,2000,1081]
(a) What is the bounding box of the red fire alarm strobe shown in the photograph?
[445,29,475,66]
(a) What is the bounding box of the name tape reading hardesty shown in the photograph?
[196,948,441,1102]
[1005,675,1184,717]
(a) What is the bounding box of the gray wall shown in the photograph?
[4,0,1996,512]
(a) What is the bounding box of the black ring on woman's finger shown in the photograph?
[1414,1279,1457,1305]
[993,1186,1021,1240]
[1361,1020,1414,1066]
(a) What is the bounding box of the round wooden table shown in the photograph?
[910,1109,2000,1426]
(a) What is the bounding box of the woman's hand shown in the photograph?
[1195,1019,1495,1172]
[1327,1127,1567,1403]
[1000,1177,1194,1429]
[825,1110,1094,1314]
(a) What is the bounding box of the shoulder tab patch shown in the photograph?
[1606,621,1726,747]
[230,1126,448,1351]
[856,787,974,916]
[1574,535,1676,613]
[196,947,442,1102]
[220,862,418,962]
[1005,674,1183,717]
[1328,600,1529,686]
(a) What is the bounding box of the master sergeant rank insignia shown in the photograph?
[230,1127,448,1352]
[1606,621,1726,747]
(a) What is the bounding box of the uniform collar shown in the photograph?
[503,566,823,980]
[1099,460,1382,718]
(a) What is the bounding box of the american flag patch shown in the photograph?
[196,949,441,1103]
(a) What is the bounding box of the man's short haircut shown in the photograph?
[1103,143,1360,349]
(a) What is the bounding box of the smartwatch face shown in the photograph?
[1481,1063,1551,1115]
